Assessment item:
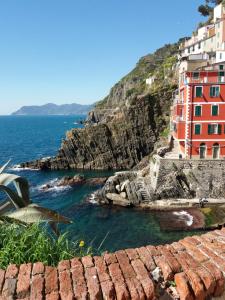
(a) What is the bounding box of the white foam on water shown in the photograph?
[35,178,71,194]
[9,165,40,171]
[173,210,194,226]
[88,192,98,204]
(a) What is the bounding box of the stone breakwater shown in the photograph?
[1,228,225,299]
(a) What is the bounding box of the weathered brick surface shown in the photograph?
[1,228,225,299]
[16,263,32,298]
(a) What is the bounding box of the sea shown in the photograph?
[0,115,199,252]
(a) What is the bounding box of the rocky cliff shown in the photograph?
[20,42,180,170]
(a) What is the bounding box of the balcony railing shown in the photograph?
[182,76,225,84]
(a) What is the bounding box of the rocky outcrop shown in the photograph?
[21,89,174,170]
[20,42,179,171]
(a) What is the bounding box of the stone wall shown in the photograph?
[150,155,225,198]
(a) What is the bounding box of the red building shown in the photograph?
[171,63,225,159]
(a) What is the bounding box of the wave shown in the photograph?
[87,192,99,204]
[34,178,72,194]
[172,210,194,226]
[9,165,40,171]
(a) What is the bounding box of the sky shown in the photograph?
[0,0,205,115]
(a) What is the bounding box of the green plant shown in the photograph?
[0,222,92,269]
[0,161,71,232]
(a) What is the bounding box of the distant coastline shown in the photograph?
[12,102,93,116]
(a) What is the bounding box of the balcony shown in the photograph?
[186,76,225,84]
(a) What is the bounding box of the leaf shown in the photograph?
[0,173,30,206]
[0,160,11,174]
[0,185,25,209]
[4,204,72,224]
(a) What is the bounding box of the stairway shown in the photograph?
[136,178,151,203]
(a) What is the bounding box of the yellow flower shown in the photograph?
[79,240,85,247]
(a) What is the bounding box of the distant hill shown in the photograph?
[12,103,93,115]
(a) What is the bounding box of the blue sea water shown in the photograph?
[0,115,199,252]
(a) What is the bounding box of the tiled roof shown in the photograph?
[1,228,225,299]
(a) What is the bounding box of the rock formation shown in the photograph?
[20,42,180,170]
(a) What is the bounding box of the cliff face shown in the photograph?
[21,42,180,170]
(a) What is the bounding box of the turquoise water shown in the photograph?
[0,116,199,252]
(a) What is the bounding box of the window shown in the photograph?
[220,53,223,60]
[195,86,203,97]
[188,47,190,54]
[198,42,201,49]
[212,105,219,116]
[194,124,201,135]
[219,64,224,70]
[195,105,202,116]
[192,45,195,52]
[193,72,199,79]
[210,86,220,97]
[208,124,221,134]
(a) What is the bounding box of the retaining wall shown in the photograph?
[1,228,225,299]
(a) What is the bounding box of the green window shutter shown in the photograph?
[208,124,212,134]
[219,65,224,70]
[195,106,201,116]
[210,87,214,97]
[195,124,201,135]
[215,86,220,97]
[195,87,202,97]
[219,71,224,76]
[218,124,222,134]
[212,105,218,116]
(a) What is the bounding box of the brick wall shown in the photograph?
[1,228,225,299]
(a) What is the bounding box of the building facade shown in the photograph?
[180,3,225,63]
[171,63,225,159]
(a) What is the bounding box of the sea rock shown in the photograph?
[120,192,127,199]
[105,193,131,207]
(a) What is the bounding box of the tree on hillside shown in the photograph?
[198,0,223,17]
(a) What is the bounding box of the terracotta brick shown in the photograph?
[115,250,136,279]
[46,291,60,300]
[181,252,199,269]
[104,253,117,266]
[203,261,225,297]
[125,248,139,261]
[131,259,155,299]
[32,262,44,276]
[45,266,58,295]
[0,270,5,293]
[59,270,74,300]
[186,247,208,263]
[16,263,32,299]
[84,266,102,299]
[2,278,17,299]
[5,264,18,279]
[94,256,111,283]
[113,282,130,300]
[174,272,194,300]
[135,247,156,271]
[172,242,186,252]
[183,236,200,246]
[81,256,94,269]
[162,252,181,273]
[58,260,70,272]
[100,280,116,300]
[70,259,88,299]
[30,274,44,300]
[185,269,205,300]
[126,277,145,300]
[154,255,173,281]
[195,267,215,296]
[146,245,159,256]
[108,263,125,283]
[174,253,189,271]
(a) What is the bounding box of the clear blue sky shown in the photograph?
[0,0,205,114]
